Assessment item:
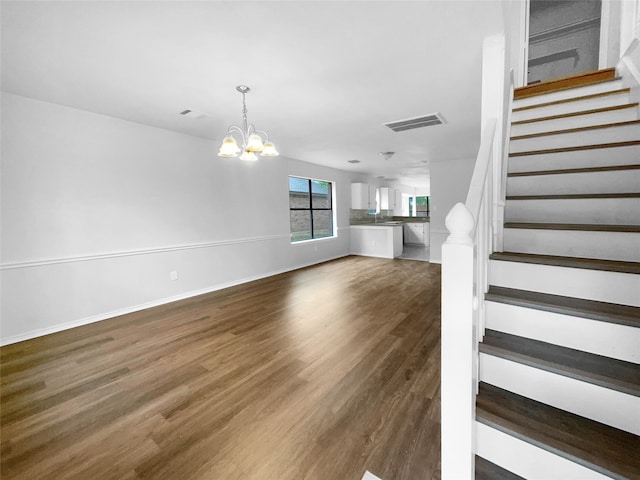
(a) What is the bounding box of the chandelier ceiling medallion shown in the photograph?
[218,85,279,161]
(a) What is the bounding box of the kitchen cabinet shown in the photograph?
[351,183,377,210]
[350,224,403,258]
[379,187,395,211]
[403,222,430,246]
[394,190,403,216]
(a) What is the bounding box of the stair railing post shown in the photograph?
[441,202,476,480]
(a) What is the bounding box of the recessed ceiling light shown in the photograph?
[347,159,360,164]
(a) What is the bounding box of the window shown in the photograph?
[409,196,430,217]
[289,176,334,242]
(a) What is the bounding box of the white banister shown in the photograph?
[440,120,496,480]
[465,119,498,225]
[440,33,510,480]
[441,203,476,480]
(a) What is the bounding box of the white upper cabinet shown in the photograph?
[394,190,403,216]
[379,187,395,210]
[351,183,377,210]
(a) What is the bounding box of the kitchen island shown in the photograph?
[350,223,403,259]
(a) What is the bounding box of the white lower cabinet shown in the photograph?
[350,225,403,258]
[403,222,430,246]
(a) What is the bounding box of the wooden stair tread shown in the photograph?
[480,330,640,396]
[486,286,640,329]
[476,382,640,479]
[511,103,639,126]
[504,222,640,232]
[510,119,640,140]
[512,88,630,112]
[509,140,640,157]
[475,456,524,480]
[514,68,617,99]
[490,252,640,274]
[508,164,640,177]
[506,193,640,200]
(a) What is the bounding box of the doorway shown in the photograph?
[527,0,602,84]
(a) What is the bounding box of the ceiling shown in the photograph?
[1,1,505,189]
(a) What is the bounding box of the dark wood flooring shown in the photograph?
[1,255,442,480]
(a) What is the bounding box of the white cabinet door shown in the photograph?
[380,187,395,210]
[404,223,426,245]
[394,190,403,216]
[351,183,374,209]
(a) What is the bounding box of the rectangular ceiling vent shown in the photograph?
[179,109,207,119]
[383,112,446,132]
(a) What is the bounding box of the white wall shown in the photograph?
[619,0,640,57]
[429,157,476,263]
[502,0,527,87]
[0,93,352,344]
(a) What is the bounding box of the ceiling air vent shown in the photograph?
[383,112,446,132]
[179,109,207,119]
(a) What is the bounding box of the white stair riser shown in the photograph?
[511,107,639,136]
[506,169,640,195]
[512,92,631,122]
[479,354,640,435]
[505,198,640,224]
[503,228,640,262]
[513,80,624,108]
[476,422,613,480]
[489,260,640,306]
[485,302,640,363]
[510,124,640,153]
[508,145,640,172]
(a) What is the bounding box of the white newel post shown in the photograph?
[441,202,476,480]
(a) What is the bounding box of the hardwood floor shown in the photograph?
[1,256,442,480]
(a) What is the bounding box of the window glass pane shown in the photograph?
[311,180,331,208]
[312,210,333,239]
[288,176,334,243]
[289,177,310,208]
[416,196,429,217]
[290,210,312,242]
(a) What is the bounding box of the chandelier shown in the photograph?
[218,85,279,161]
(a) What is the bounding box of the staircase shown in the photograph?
[474,69,640,479]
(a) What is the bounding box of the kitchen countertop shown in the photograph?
[350,223,403,227]
[350,218,430,227]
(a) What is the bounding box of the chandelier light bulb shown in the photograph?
[239,150,258,162]
[246,133,265,152]
[218,135,241,157]
[261,141,279,157]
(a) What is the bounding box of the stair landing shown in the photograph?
[515,68,617,99]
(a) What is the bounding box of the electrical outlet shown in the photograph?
[170,270,178,281]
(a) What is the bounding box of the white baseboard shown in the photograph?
[0,254,349,346]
